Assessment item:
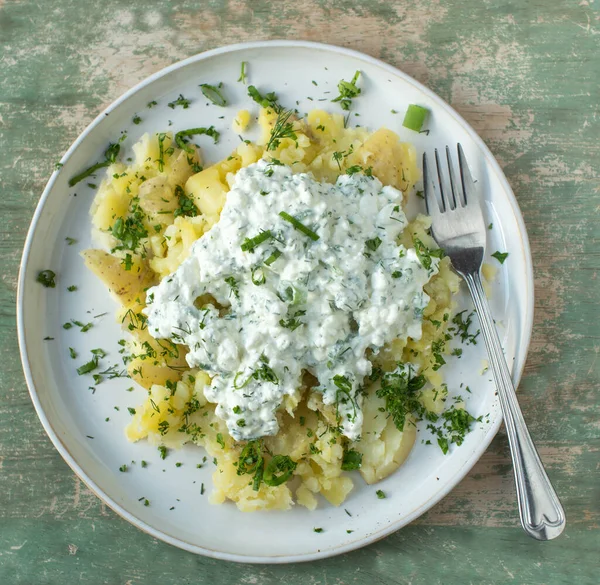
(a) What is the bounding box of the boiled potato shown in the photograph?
[186,167,228,218]
[354,128,419,191]
[81,249,155,306]
[355,387,417,484]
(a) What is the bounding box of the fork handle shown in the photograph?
[463,270,566,540]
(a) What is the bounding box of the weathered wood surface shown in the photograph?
[0,0,598,583]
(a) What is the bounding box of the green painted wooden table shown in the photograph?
[1,0,598,583]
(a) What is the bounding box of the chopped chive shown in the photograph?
[238,62,247,84]
[264,249,282,266]
[241,230,272,252]
[279,211,319,241]
[175,127,219,154]
[199,83,227,107]
[402,104,429,132]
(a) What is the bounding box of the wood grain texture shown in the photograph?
[0,0,598,583]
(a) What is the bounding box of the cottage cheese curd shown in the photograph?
[145,160,437,441]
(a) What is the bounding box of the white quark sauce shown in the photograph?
[145,160,438,441]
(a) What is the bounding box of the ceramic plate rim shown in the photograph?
[17,39,534,564]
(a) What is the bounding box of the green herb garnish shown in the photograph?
[365,236,382,253]
[77,356,99,376]
[251,266,266,286]
[376,489,386,499]
[331,70,361,112]
[132,114,142,125]
[376,366,426,431]
[491,251,509,264]
[279,309,306,331]
[175,127,220,154]
[264,249,282,266]
[36,270,56,288]
[173,185,199,218]
[263,455,297,486]
[341,448,362,471]
[279,211,319,241]
[247,85,281,112]
[414,238,443,270]
[199,83,227,107]
[241,230,273,252]
[69,141,121,187]
[402,104,429,132]
[266,109,297,151]
[167,94,191,109]
[238,61,247,84]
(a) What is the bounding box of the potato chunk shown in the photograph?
[80,249,155,306]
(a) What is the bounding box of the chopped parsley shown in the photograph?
[247,85,281,112]
[67,285,77,292]
[413,238,443,270]
[167,94,191,109]
[341,448,362,471]
[132,114,142,125]
[376,489,386,499]
[365,236,382,253]
[76,356,99,376]
[279,309,306,331]
[491,251,509,264]
[36,270,56,288]
[376,366,426,431]
[263,455,297,486]
[173,186,199,218]
[65,237,77,246]
[224,276,239,299]
[331,70,361,112]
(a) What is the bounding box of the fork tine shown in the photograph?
[434,148,453,211]
[457,143,476,205]
[445,146,461,208]
[423,152,442,215]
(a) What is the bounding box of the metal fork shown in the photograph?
[423,145,565,541]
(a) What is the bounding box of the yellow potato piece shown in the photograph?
[185,166,228,218]
[355,128,419,191]
[80,249,155,307]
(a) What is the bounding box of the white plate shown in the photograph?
[17,40,533,563]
